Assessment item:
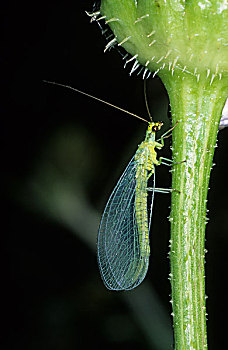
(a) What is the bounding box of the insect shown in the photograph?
[97,119,181,291]
[43,80,180,291]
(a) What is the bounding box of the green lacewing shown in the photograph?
[44,80,179,291]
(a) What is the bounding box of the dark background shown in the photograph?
[3,1,228,349]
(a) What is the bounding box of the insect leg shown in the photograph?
[147,187,180,194]
[158,157,186,166]
[157,121,179,144]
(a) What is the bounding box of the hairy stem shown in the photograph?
[160,72,228,349]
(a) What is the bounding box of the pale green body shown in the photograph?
[133,122,163,280]
[97,121,168,290]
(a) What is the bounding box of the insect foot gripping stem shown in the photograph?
[158,157,186,167]
[147,187,181,194]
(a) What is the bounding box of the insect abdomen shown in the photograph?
[135,166,150,257]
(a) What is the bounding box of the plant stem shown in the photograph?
[159,72,228,349]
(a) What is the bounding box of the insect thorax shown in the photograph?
[135,141,158,172]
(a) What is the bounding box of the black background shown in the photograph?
[3,1,228,349]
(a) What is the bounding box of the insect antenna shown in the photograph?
[144,80,153,122]
[43,80,149,124]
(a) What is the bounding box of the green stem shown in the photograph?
[160,72,228,349]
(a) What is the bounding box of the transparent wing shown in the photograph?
[97,155,155,291]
